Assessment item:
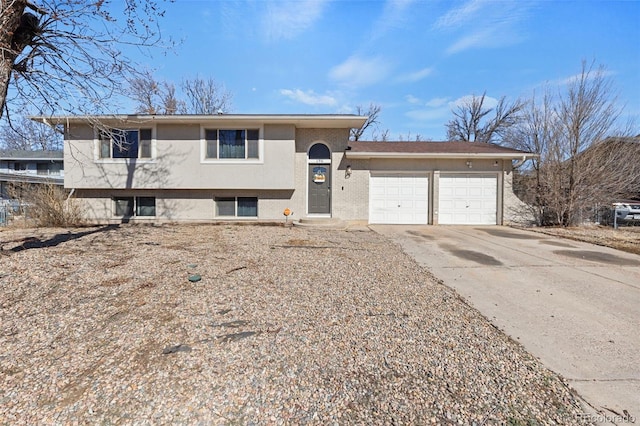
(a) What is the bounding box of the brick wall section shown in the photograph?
[502,170,535,225]
[294,128,369,221]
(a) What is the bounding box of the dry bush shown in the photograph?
[8,183,84,227]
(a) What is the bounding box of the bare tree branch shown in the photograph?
[350,103,381,141]
[446,92,524,143]
[181,76,232,114]
[507,61,631,226]
[0,0,173,120]
[1,115,62,150]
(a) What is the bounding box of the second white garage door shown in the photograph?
[369,174,428,224]
[439,173,497,225]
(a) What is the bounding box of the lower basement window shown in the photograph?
[215,197,257,217]
[113,197,156,217]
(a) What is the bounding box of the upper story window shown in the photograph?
[99,128,152,159]
[205,129,259,160]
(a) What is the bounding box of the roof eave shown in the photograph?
[31,114,368,129]
[345,152,537,160]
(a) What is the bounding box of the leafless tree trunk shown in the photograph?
[0,0,29,117]
[555,60,620,225]
[446,92,524,144]
[507,61,631,227]
[1,0,170,120]
[350,103,381,141]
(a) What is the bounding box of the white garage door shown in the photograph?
[439,174,497,225]
[369,174,428,224]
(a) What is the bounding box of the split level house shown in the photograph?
[34,114,534,225]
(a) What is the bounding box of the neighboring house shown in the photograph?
[34,114,534,225]
[0,150,64,199]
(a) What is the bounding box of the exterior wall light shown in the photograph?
[345,165,352,178]
[466,161,473,168]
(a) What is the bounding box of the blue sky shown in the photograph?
[141,0,639,140]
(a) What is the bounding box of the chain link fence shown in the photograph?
[0,200,31,227]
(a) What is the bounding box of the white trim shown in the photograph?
[347,152,533,160]
[37,114,368,129]
[199,126,264,164]
[93,125,157,163]
[369,171,430,177]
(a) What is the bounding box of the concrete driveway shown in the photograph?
[372,225,640,421]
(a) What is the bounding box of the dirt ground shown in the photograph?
[524,224,640,255]
[0,224,589,424]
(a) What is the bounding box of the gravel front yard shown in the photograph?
[1,224,588,424]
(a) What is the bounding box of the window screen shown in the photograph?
[216,197,236,216]
[114,197,134,216]
[237,197,258,217]
[136,197,156,216]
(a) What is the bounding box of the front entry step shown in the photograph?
[293,218,347,230]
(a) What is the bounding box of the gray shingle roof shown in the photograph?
[0,150,63,160]
[348,141,531,155]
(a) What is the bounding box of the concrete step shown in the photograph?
[293,217,348,229]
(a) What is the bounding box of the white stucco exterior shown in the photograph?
[40,114,534,225]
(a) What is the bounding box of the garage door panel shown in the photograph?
[439,173,497,225]
[369,175,429,224]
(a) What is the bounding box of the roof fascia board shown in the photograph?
[345,152,537,159]
[0,157,63,161]
[31,115,368,129]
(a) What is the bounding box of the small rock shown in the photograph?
[162,344,192,354]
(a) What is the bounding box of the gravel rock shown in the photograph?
[0,224,590,424]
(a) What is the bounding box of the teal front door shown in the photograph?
[308,164,331,214]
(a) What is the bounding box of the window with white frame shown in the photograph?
[99,128,152,159]
[215,197,258,217]
[113,196,156,217]
[205,129,259,159]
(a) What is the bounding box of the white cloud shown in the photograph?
[280,89,338,106]
[445,28,496,55]
[450,94,499,109]
[557,69,616,86]
[371,0,418,39]
[263,0,329,41]
[398,67,434,83]
[329,55,392,88]
[425,97,449,108]
[433,0,486,30]
[405,94,421,104]
[434,0,533,55]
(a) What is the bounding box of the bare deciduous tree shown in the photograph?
[0,115,61,150]
[0,0,171,120]
[182,76,232,114]
[508,61,634,226]
[446,92,524,143]
[350,103,381,141]
[128,71,185,115]
[128,73,232,115]
[371,128,390,142]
